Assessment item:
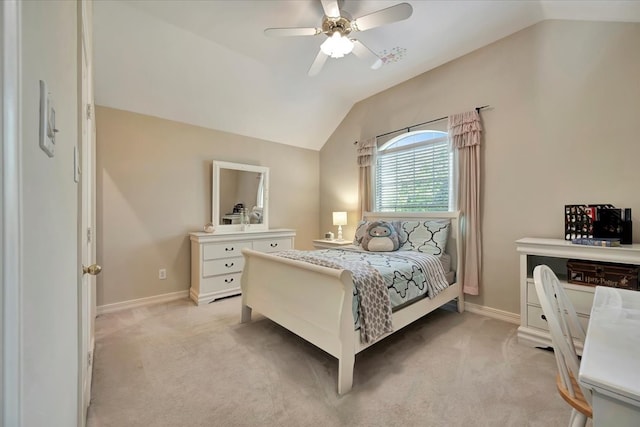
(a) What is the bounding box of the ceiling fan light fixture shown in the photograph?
[320,32,354,58]
[266,2,413,75]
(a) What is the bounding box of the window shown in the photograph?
[375,130,451,212]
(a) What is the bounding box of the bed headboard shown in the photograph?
[362,211,463,283]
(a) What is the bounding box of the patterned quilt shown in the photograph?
[274,249,449,343]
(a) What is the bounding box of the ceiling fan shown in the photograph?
[264,0,413,76]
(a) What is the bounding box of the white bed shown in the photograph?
[240,211,464,394]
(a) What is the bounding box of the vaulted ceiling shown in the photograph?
[93,1,640,151]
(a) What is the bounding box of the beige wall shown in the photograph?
[21,1,80,424]
[96,107,319,306]
[320,20,640,315]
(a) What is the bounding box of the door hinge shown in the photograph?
[87,227,92,243]
[88,351,92,367]
[86,104,92,120]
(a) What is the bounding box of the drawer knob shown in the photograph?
[270,243,278,247]
[541,314,547,321]
[225,262,234,268]
[225,278,234,283]
[225,247,234,252]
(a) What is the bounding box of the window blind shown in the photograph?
[375,137,450,212]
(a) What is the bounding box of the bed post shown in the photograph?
[241,303,252,323]
[337,352,355,395]
[453,210,465,313]
[240,262,252,323]
[337,270,355,395]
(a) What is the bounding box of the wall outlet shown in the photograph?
[158,268,167,280]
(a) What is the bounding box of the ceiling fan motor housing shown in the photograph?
[322,14,353,37]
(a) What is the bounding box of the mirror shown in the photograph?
[212,160,269,231]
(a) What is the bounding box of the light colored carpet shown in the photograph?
[87,296,582,427]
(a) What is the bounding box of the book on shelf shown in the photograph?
[571,237,621,247]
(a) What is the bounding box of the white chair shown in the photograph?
[533,265,592,427]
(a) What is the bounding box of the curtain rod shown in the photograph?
[354,105,490,144]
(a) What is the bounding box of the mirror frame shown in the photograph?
[212,160,269,232]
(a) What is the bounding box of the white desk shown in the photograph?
[579,286,640,426]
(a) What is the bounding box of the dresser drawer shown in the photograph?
[203,241,252,260]
[253,238,292,253]
[202,257,244,277]
[526,280,594,315]
[200,273,242,294]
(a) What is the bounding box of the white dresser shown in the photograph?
[190,229,295,305]
[516,237,640,350]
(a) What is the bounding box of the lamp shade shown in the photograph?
[332,211,347,226]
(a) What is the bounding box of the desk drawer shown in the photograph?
[527,280,594,316]
[527,304,589,336]
[253,238,292,253]
[203,241,251,260]
[528,305,548,331]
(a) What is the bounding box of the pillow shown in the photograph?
[397,220,449,257]
[354,220,402,246]
[361,221,400,252]
[353,220,370,246]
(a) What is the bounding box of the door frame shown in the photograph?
[1,0,22,425]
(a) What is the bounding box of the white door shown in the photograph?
[79,1,98,424]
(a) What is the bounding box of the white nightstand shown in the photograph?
[312,239,354,249]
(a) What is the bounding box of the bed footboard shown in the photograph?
[241,248,356,394]
[240,210,464,394]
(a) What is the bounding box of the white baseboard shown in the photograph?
[96,290,521,325]
[464,301,520,325]
[97,290,189,315]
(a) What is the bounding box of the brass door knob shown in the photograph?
[83,264,102,276]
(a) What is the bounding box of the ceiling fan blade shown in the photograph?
[352,40,383,70]
[320,0,341,18]
[264,27,321,37]
[351,3,413,32]
[308,50,329,76]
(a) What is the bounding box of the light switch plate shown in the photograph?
[39,80,55,157]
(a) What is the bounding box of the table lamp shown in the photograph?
[332,211,347,241]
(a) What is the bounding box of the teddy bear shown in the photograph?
[361,221,400,252]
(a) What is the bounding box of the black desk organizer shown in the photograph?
[564,204,632,244]
[594,207,633,245]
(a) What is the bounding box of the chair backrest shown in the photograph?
[533,265,591,405]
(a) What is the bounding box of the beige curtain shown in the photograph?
[449,110,483,295]
[357,137,376,218]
